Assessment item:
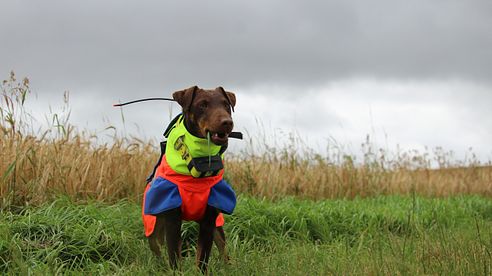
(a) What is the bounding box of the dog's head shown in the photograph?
[173,86,236,145]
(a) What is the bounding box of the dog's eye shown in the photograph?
[199,102,208,110]
[223,101,230,110]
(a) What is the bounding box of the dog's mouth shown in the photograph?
[207,131,230,145]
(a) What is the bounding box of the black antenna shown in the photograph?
[113,97,175,107]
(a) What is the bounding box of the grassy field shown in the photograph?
[1,195,491,275]
[1,72,492,274]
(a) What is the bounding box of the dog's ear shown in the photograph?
[173,86,198,111]
[216,86,236,112]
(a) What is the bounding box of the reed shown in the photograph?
[1,72,491,208]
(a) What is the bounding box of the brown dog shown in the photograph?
[143,86,236,273]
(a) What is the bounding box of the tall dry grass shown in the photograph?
[0,72,158,207]
[225,140,492,200]
[1,72,491,208]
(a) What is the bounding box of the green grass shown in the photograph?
[1,195,491,275]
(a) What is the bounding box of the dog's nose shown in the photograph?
[221,118,233,130]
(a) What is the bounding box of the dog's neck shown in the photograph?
[183,113,203,139]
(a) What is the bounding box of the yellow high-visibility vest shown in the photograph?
[165,115,224,178]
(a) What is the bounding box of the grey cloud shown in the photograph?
[1,0,492,97]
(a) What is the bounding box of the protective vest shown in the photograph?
[165,115,225,177]
[142,114,241,237]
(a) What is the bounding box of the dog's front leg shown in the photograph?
[162,207,182,269]
[197,205,219,273]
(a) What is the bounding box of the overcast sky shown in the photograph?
[1,0,491,162]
